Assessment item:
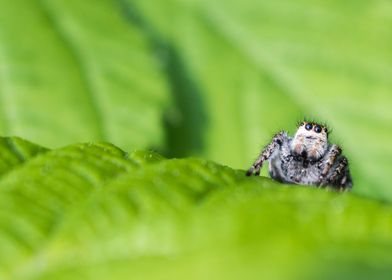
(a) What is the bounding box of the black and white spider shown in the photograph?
[246,121,353,190]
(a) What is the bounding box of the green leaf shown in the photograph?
[0,139,391,280]
[125,0,392,202]
[1,0,389,203]
[0,0,170,151]
[0,141,161,276]
[0,137,48,176]
[1,0,391,278]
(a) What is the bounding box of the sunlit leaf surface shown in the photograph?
[0,138,390,279]
[0,0,392,279]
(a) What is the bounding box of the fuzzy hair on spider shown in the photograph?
[291,121,329,161]
[246,121,353,190]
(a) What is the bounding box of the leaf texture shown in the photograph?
[0,138,390,279]
[0,0,170,151]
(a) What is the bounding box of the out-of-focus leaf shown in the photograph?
[0,136,48,176]
[0,0,391,278]
[0,141,161,277]
[126,0,392,201]
[0,141,387,280]
[0,0,169,150]
[124,0,303,166]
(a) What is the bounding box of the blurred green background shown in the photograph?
[1,0,392,278]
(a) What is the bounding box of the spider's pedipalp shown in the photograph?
[320,144,342,176]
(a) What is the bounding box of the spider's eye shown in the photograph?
[305,123,313,130]
[314,125,322,133]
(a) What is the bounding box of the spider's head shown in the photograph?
[291,121,329,161]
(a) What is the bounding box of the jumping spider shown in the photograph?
[246,121,353,190]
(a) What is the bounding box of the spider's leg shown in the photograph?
[319,145,342,178]
[246,131,285,176]
[246,166,256,176]
[339,175,350,191]
[321,156,349,187]
[341,175,347,186]
[339,171,353,190]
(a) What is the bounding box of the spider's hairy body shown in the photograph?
[246,121,353,190]
[269,133,323,185]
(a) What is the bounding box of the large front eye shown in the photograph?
[305,123,313,130]
[314,125,322,133]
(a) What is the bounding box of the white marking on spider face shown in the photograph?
[291,123,328,161]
